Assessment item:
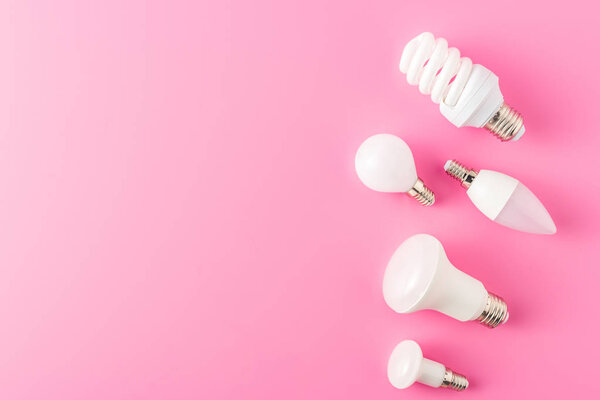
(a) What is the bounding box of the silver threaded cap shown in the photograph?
[407,178,435,206]
[484,103,524,141]
[444,160,478,189]
[441,368,469,391]
[477,292,509,328]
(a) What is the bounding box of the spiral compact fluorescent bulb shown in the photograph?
[383,234,509,328]
[399,32,525,141]
[388,340,468,391]
[355,134,435,206]
[444,160,556,234]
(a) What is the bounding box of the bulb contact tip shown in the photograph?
[443,160,453,171]
[407,178,435,206]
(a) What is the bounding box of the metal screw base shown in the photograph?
[444,160,478,189]
[407,178,435,206]
[477,292,509,328]
[441,368,469,391]
[484,102,524,141]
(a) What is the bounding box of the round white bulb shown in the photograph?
[383,234,508,327]
[355,134,417,193]
[388,340,468,391]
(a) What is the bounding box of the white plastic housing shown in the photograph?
[383,234,488,322]
[439,64,504,129]
[467,170,556,234]
[388,340,446,389]
[354,134,418,193]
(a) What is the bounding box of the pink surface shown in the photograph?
[1,0,599,398]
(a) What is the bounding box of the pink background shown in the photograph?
[1,0,599,398]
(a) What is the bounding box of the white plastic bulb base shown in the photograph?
[383,234,508,327]
[439,65,525,141]
[444,160,557,235]
[387,340,468,391]
[355,134,435,206]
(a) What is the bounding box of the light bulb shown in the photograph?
[399,32,525,142]
[383,234,508,328]
[388,340,468,391]
[444,160,556,235]
[355,134,435,206]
